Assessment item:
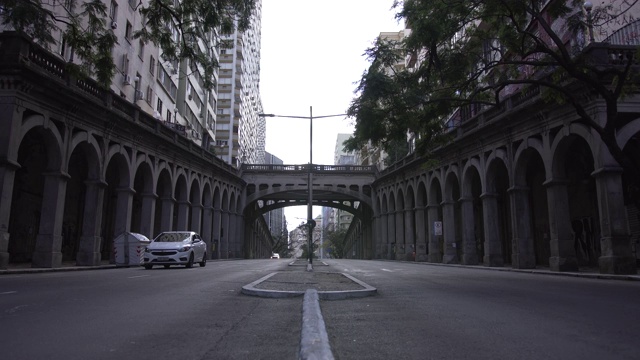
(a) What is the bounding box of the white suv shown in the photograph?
[144,231,207,269]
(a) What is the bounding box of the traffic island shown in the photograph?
[241,271,377,300]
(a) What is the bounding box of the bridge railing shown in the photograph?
[241,164,377,174]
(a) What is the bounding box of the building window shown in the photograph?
[149,56,155,76]
[109,0,118,21]
[138,39,145,59]
[157,98,163,114]
[125,21,133,42]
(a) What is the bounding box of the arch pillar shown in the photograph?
[175,200,190,230]
[32,171,69,268]
[404,208,415,261]
[0,159,19,269]
[212,206,222,259]
[427,204,442,262]
[459,197,479,265]
[138,192,156,238]
[157,196,174,233]
[234,212,244,258]
[442,200,458,264]
[201,204,214,259]
[480,192,503,267]
[395,210,405,258]
[386,212,394,259]
[509,186,536,269]
[593,167,637,274]
[76,180,107,266]
[221,210,230,258]
[414,206,428,261]
[190,202,203,235]
[544,179,578,271]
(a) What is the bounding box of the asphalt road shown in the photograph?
[322,260,640,360]
[1,259,639,360]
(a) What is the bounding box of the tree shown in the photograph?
[324,227,348,259]
[346,0,640,206]
[0,0,256,89]
[271,220,291,258]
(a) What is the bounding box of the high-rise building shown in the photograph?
[326,134,357,232]
[214,0,265,167]
[263,151,286,239]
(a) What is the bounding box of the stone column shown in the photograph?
[0,159,19,269]
[227,212,237,258]
[234,213,244,258]
[32,171,69,268]
[379,213,388,259]
[509,186,536,269]
[593,167,637,274]
[201,204,213,259]
[76,180,106,266]
[480,192,503,267]
[190,202,203,235]
[395,210,405,259]
[459,197,479,265]
[404,208,416,261]
[544,179,578,271]
[414,206,428,262]
[386,212,395,259]
[221,210,229,258]
[157,196,174,233]
[113,187,134,237]
[138,192,156,238]
[442,200,458,264]
[175,200,190,230]
[427,204,442,262]
[212,206,222,259]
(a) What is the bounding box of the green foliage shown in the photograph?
[347,0,640,159]
[0,0,256,89]
[323,227,348,259]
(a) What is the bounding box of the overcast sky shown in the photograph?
[259,0,403,230]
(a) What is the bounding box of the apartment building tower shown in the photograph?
[214,0,265,166]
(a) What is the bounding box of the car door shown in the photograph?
[193,234,205,260]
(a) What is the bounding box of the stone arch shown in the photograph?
[9,120,64,266]
[173,172,189,230]
[131,159,154,238]
[427,175,443,262]
[461,158,483,265]
[443,168,462,263]
[513,138,550,268]
[484,152,511,266]
[102,150,132,263]
[61,133,102,263]
[550,133,600,270]
[154,166,173,235]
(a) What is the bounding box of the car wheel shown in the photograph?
[199,252,207,267]
[186,253,194,268]
[144,264,153,270]
[164,265,170,269]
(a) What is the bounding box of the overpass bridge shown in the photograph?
[240,164,378,258]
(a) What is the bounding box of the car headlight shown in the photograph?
[179,246,191,252]
[145,247,151,253]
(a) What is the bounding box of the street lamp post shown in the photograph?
[259,106,346,271]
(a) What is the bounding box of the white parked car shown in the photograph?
[144,231,207,269]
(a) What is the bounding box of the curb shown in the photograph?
[240,272,378,300]
[299,289,335,360]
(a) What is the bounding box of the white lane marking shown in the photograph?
[1,291,17,295]
[128,275,150,279]
[381,268,393,272]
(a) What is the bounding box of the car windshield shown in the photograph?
[153,232,191,242]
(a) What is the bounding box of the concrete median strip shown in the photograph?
[299,289,334,360]
[240,271,377,300]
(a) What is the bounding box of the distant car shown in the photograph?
[144,231,207,269]
[270,253,280,259]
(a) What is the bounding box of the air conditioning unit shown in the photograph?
[135,90,143,101]
[123,74,131,85]
[111,21,118,29]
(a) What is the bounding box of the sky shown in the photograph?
[259,0,404,231]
